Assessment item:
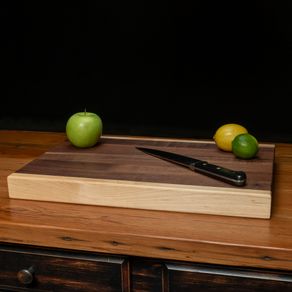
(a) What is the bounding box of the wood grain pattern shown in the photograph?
[1,131,292,271]
[7,137,275,218]
[131,258,163,292]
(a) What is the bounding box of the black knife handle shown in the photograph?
[191,161,247,186]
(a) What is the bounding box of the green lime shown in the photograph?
[232,133,259,159]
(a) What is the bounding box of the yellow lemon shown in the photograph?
[213,123,248,151]
[232,133,259,159]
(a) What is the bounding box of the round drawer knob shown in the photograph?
[17,266,34,285]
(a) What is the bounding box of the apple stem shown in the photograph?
[84,108,87,115]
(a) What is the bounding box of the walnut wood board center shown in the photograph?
[7,136,275,219]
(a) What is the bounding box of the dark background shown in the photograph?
[1,2,292,142]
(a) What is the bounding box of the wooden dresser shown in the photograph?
[1,130,292,291]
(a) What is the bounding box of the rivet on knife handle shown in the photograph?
[190,161,246,186]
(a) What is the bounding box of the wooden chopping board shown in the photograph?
[7,136,275,218]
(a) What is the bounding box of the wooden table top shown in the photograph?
[1,130,292,271]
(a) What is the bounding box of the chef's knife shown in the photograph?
[136,147,246,186]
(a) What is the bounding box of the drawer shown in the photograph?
[165,263,292,292]
[0,245,129,292]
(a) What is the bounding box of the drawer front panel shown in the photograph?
[0,246,129,292]
[165,263,292,292]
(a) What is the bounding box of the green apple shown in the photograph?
[66,111,103,148]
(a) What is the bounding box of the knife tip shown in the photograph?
[136,147,145,151]
[136,147,151,153]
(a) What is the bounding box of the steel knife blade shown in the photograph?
[136,147,246,186]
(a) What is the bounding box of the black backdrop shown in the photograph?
[1,2,292,142]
